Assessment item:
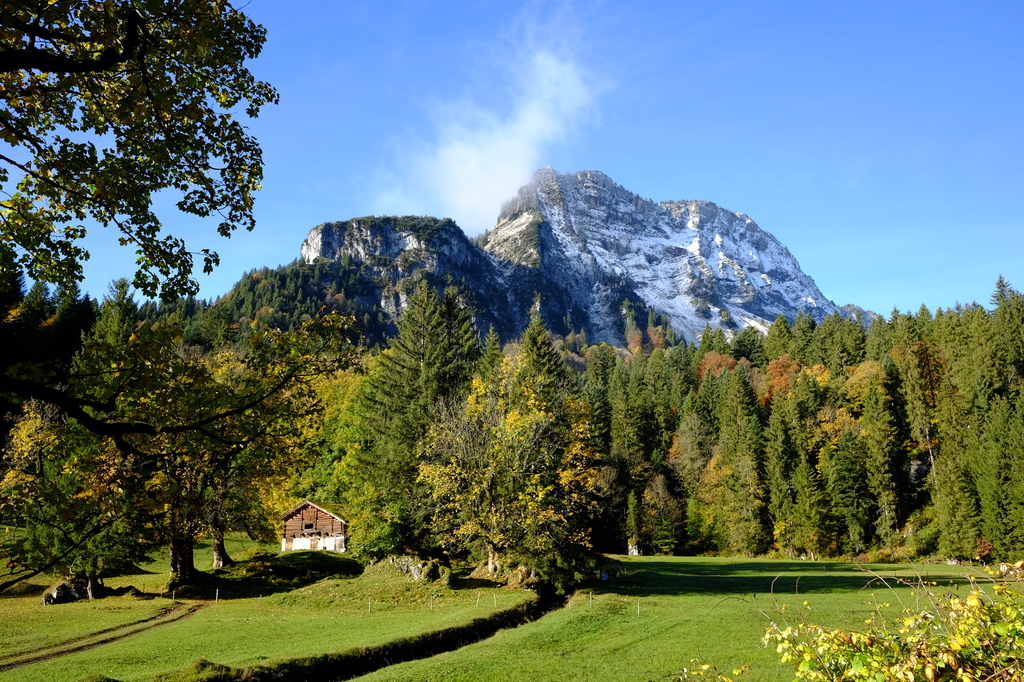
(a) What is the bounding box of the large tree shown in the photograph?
[0,0,276,300]
[420,321,601,590]
[1,285,354,590]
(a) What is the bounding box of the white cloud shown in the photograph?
[377,49,597,234]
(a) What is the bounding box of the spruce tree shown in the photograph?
[764,396,799,556]
[788,312,818,366]
[731,326,766,366]
[479,326,504,379]
[714,367,767,555]
[791,450,828,560]
[974,398,1010,556]
[934,454,980,560]
[764,315,794,363]
[353,281,480,557]
[824,430,870,554]
[861,385,900,553]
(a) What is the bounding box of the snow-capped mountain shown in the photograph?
[484,167,853,343]
[300,168,862,345]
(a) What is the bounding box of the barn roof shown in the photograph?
[279,500,346,523]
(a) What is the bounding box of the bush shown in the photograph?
[764,573,1024,681]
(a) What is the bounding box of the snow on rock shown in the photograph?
[485,167,850,344]
[301,168,861,346]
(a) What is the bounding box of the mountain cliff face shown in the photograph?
[298,216,516,340]
[301,169,860,345]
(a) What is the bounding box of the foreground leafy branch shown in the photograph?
[764,576,1024,681]
[0,0,277,299]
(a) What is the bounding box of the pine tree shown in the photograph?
[764,396,799,556]
[791,450,828,560]
[764,315,794,363]
[479,326,504,379]
[861,385,900,553]
[714,367,767,555]
[824,430,870,554]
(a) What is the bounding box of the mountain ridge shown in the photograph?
[299,168,868,345]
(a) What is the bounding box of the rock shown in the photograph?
[42,575,90,605]
[297,169,869,347]
[386,555,442,581]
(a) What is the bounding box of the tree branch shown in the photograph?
[0,10,144,75]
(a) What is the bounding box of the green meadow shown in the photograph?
[0,538,528,682]
[356,556,973,682]
[0,547,974,682]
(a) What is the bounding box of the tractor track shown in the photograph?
[0,601,209,673]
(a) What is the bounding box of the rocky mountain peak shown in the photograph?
[483,168,851,343]
[300,169,862,346]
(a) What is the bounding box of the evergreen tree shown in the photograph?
[519,314,573,409]
[934,454,980,560]
[860,386,900,553]
[713,367,767,555]
[731,326,766,366]
[817,313,867,376]
[582,343,617,456]
[669,410,713,497]
[992,277,1024,382]
[823,430,870,554]
[697,324,730,356]
[352,281,480,557]
[764,315,794,363]
[764,395,799,556]
[973,398,1010,557]
[19,280,54,327]
[479,326,504,379]
[788,312,818,366]
[791,450,828,560]
[864,314,894,363]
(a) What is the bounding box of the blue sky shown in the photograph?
[79,0,1024,316]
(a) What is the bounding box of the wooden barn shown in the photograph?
[279,500,347,552]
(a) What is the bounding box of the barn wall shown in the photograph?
[281,503,347,552]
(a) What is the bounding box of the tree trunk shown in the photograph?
[211,528,233,570]
[86,572,101,600]
[168,532,196,583]
[486,543,501,575]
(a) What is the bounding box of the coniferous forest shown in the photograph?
[5,268,1024,592]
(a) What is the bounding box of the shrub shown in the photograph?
[764,574,1024,681]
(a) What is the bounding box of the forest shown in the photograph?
[4,268,1024,594]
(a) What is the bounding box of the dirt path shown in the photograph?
[0,601,210,673]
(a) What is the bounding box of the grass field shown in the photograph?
[0,537,529,682]
[354,556,975,682]
[0,545,976,682]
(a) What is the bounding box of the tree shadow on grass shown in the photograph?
[587,557,976,599]
[171,551,364,600]
[451,576,502,591]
